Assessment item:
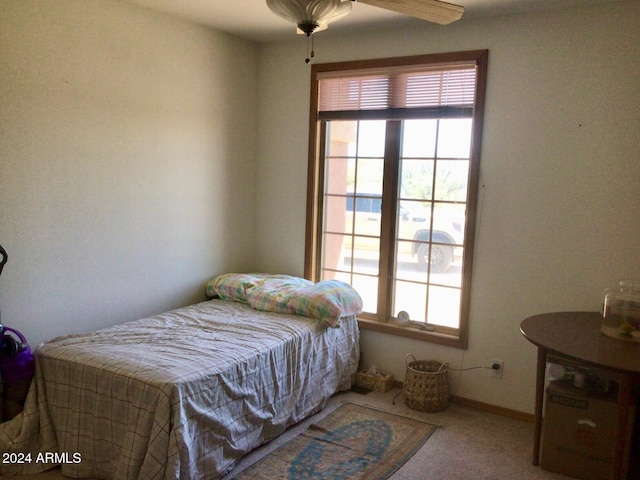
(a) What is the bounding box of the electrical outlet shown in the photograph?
[491,360,503,379]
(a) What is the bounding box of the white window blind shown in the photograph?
[317,64,477,112]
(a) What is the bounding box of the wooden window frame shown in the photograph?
[304,50,488,349]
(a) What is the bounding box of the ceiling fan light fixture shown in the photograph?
[266,0,464,63]
[297,21,321,36]
[266,0,352,36]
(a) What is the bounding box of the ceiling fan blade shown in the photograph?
[356,0,464,25]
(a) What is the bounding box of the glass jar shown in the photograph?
[602,280,640,341]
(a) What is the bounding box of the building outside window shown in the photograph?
[305,51,488,348]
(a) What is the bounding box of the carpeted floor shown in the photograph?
[232,402,438,479]
[3,388,572,480]
[223,388,572,480]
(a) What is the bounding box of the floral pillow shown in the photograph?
[207,274,363,328]
[245,276,313,314]
[288,280,363,328]
[205,273,264,303]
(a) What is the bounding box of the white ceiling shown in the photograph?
[123,0,620,42]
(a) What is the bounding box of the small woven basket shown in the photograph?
[355,371,394,392]
[403,354,449,412]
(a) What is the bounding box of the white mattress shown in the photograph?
[0,299,360,479]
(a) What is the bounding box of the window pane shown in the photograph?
[432,204,465,246]
[412,241,455,273]
[427,285,461,328]
[435,264,463,288]
[397,202,431,242]
[321,121,384,317]
[401,119,437,158]
[355,158,384,195]
[352,274,378,314]
[394,240,427,282]
[393,280,427,322]
[326,121,357,157]
[434,160,469,202]
[325,157,353,196]
[349,236,380,274]
[394,123,469,329]
[400,159,434,201]
[324,195,352,235]
[436,118,472,158]
[356,120,386,157]
[352,206,381,238]
[321,233,347,273]
[393,272,463,325]
[328,270,352,283]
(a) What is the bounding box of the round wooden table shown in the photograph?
[520,311,640,479]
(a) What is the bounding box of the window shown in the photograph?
[305,51,488,348]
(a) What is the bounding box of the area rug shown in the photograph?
[232,402,438,480]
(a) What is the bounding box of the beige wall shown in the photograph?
[0,0,258,346]
[1,0,638,416]
[255,2,640,413]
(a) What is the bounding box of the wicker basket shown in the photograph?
[355,370,394,392]
[402,354,449,412]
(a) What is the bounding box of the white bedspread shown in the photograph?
[0,299,360,479]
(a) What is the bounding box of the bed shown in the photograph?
[0,274,361,479]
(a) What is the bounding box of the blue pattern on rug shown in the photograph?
[288,419,392,479]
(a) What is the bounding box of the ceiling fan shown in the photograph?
[266,0,464,38]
